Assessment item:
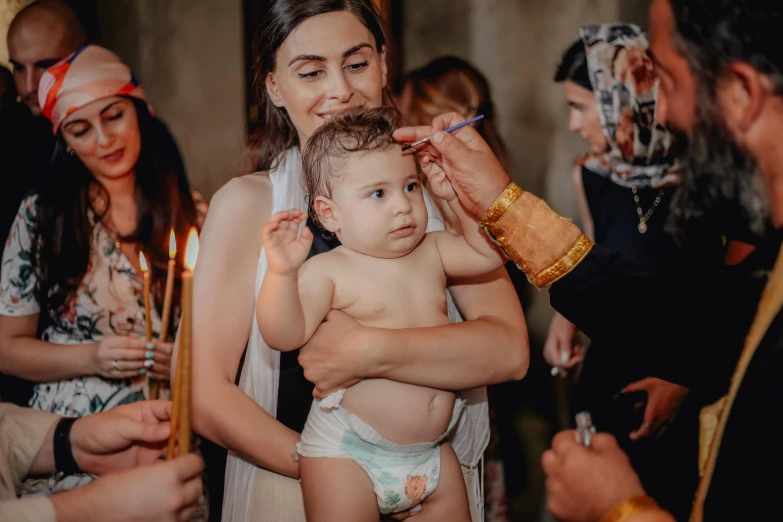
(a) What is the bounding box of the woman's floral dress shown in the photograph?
[0,193,207,494]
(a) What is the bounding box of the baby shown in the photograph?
[257,107,505,521]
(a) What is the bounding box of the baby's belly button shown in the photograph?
[428,393,448,410]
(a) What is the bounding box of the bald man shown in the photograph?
[7,0,87,115]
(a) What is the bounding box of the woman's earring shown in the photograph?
[67,148,75,156]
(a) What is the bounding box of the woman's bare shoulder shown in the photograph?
[208,173,272,222]
[201,173,273,253]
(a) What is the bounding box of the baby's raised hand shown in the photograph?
[419,155,457,202]
[262,209,314,275]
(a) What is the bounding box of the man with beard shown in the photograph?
[1,1,86,406]
[393,0,782,519]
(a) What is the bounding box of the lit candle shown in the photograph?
[170,227,198,458]
[139,252,159,400]
[159,230,177,341]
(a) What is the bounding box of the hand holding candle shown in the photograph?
[168,227,198,459]
[139,252,159,400]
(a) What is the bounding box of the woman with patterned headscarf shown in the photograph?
[544,24,700,519]
[0,45,206,494]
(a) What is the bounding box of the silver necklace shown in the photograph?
[632,187,665,234]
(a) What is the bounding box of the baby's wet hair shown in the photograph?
[302,107,404,226]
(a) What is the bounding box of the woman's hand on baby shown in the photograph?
[262,209,314,276]
[300,310,370,398]
[419,155,457,202]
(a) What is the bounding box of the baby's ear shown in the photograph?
[313,196,340,233]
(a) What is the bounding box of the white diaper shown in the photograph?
[297,396,465,515]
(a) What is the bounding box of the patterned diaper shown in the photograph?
[297,395,465,515]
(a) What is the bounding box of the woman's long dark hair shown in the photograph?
[247,0,387,173]
[33,97,201,333]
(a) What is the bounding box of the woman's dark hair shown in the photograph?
[398,56,511,171]
[554,39,592,91]
[33,96,201,333]
[246,0,387,173]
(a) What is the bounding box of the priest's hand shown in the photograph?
[542,430,646,521]
[393,113,511,218]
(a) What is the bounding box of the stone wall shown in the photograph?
[94,0,246,200]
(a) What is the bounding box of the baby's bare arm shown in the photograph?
[257,256,335,351]
[433,200,505,278]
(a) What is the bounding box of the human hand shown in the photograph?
[419,154,457,202]
[91,336,172,381]
[393,112,511,218]
[262,209,314,276]
[542,430,646,522]
[71,400,172,476]
[623,378,689,440]
[299,310,371,398]
[543,312,584,373]
[51,453,204,522]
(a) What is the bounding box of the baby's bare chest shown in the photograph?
[331,250,450,328]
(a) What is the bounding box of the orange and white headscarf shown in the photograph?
[38,44,148,131]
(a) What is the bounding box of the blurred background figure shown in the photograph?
[397,55,511,170]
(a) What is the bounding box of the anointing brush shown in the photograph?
[401,114,485,151]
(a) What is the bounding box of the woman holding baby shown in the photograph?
[187,1,529,521]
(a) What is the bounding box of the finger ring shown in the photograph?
[144,359,155,369]
[643,421,652,428]
[112,360,119,371]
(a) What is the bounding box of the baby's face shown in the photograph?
[326,146,428,258]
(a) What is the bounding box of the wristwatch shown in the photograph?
[53,417,83,475]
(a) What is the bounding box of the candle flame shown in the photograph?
[184,227,199,271]
[169,229,177,259]
[139,251,149,272]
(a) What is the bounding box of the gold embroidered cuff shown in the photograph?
[480,187,593,289]
[480,182,524,227]
[599,496,661,522]
[531,234,593,288]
